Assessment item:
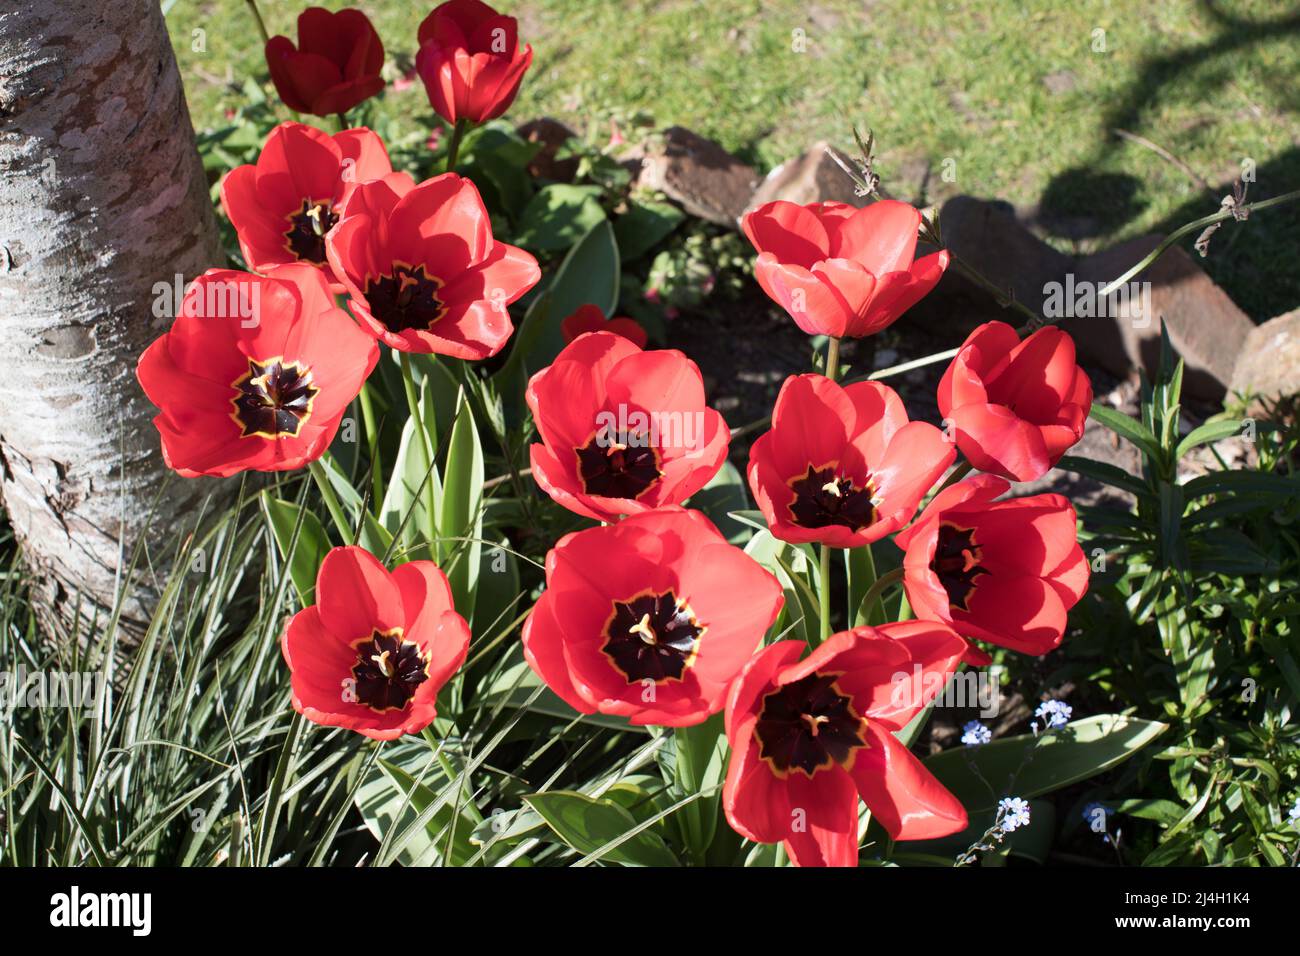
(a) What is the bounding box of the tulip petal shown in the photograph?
[851,723,968,840]
[742,201,832,267]
[317,546,404,641]
[951,402,1053,482]
[723,731,793,844]
[830,199,921,274]
[753,255,849,337]
[521,590,596,714]
[782,767,861,867]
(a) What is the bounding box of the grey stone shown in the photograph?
[1230,307,1300,406]
[630,126,758,228]
[743,140,867,216]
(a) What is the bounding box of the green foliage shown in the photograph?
[0,490,377,866]
[1055,323,1300,866]
[516,184,607,251]
[170,0,1300,320]
[8,8,1298,868]
[924,716,1168,813]
[645,229,750,310]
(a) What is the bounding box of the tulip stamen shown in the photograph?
[603,590,704,683]
[754,672,867,777]
[789,464,877,532]
[350,628,430,713]
[801,713,831,737]
[284,199,338,265]
[629,613,657,645]
[370,649,394,678]
[306,204,328,235]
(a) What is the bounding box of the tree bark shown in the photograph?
[0,1,224,638]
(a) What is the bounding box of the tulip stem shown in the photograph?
[825,336,841,383]
[818,546,834,644]
[358,382,384,505]
[445,119,469,174]
[868,347,959,382]
[336,112,349,132]
[858,567,905,624]
[244,0,270,46]
[308,458,354,544]
[816,336,842,644]
[849,542,878,623]
[934,460,973,495]
[399,350,439,548]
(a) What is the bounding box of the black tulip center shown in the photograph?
[576,428,662,500]
[230,358,318,438]
[754,672,867,777]
[350,629,430,712]
[789,464,877,531]
[284,199,338,265]
[932,523,988,612]
[365,263,448,334]
[603,590,704,683]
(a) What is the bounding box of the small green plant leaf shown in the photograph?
[924,715,1168,813]
[1088,403,1163,464]
[516,184,606,250]
[261,493,330,606]
[523,790,680,866]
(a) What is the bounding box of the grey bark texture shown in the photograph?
[0,1,224,638]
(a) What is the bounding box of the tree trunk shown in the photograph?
[0,1,224,639]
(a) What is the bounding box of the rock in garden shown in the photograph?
[516,117,580,182]
[1063,235,1256,400]
[744,140,868,215]
[905,195,1074,338]
[631,126,758,228]
[1230,307,1300,407]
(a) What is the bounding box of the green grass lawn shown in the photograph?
[168,0,1300,318]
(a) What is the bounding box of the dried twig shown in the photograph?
[1113,128,1215,198]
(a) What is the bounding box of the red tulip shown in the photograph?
[220,122,395,290]
[281,546,470,740]
[416,0,534,126]
[522,509,783,727]
[741,199,948,339]
[937,321,1092,482]
[723,622,969,866]
[894,474,1089,662]
[561,303,648,348]
[137,265,378,477]
[527,332,729,522]
[748,374,954,548]
[326,172,540,358]
[265,7,385,117]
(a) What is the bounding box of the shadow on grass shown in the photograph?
[1151,146,1300,321]
[1040,2,1300,319]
